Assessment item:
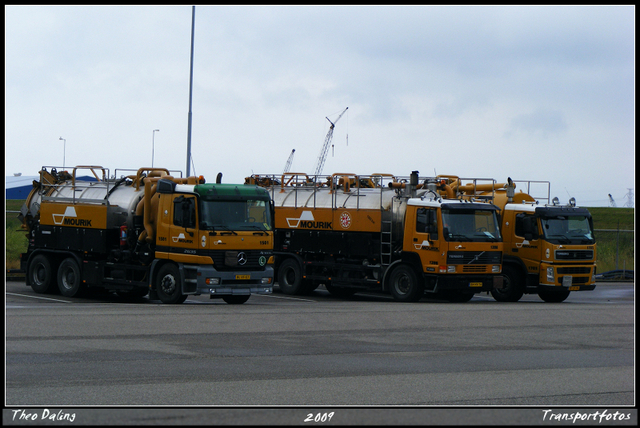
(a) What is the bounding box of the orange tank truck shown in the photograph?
[447,176,596,303]
[246,171,504,302]
[19,165,274,304]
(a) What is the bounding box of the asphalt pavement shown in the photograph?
[4,280,636,425]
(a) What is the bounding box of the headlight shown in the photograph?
[206,278,221,285]
[447,265,456,273]
[492,265,501,273]
[546,267,555,282]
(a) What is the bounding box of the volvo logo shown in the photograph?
[237,252,248,266]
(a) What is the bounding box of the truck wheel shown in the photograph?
[491,265,524,302]
[156,264,188,304]
[277,258,304,295]
[57,257,83,297]
[29,254,56,294]
[222,295,250,304]
[538,288,571,303]
[388,265,423,302]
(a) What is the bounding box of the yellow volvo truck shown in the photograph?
[19,165,274,304]
[447,176,596,303]
[247,171,504,302]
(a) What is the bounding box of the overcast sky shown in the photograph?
[5,5,635,207]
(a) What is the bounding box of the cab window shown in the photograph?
[173,196,196,228]
[515,213,538,239]
[416,208,437,234]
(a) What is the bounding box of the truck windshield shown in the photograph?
[540,215,595,244]
[442,208,502,242]
[199,199,272,232]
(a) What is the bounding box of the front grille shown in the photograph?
[558,267,591,275]
[462,265,488,273]
[204,250,272,271]
[555,250,594,260]
[447,251,502,265]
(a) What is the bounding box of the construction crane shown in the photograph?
[283,149,295,173]
[314,107,348,177]
[608,194,617,207]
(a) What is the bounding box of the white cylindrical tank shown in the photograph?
[25,178,144,230]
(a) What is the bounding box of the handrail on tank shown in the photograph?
[512,179,551,204]
[35,165,112,206]
[456,177,500,197]
[71,165,108,187]
[279,172,310,191]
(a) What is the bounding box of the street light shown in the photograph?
[59,137,66,169]
[152,129,159,167]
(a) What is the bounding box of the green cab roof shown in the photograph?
[194,183,271,201]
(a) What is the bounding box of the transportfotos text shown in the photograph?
[542,409,632,423]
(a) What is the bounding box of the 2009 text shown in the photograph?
[304,412,335,423]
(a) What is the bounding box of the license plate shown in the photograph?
[235,274,250,280]
[469,282,483,287]
[569,286,579,291]
[562,275,573,287]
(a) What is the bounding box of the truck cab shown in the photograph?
[497,201,597,302]
[402,198,503,302]
[152,180,274,303]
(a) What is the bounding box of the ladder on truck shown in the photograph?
[380,194,393,267]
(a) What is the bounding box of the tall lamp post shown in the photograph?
[59,137,66,169]
[186,5,195,176]
[152,129,160,167]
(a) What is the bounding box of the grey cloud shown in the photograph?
[505,109,568,139]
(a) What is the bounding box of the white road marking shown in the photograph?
[5,292,71,303]
[257,293,317,303]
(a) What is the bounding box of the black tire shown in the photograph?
[156,264,188,304]
[29,254,56,294]
[277,258,305,295]
[222,295,250,304]
[538,288,571,303]
[57,257,83,297]
[491,265,524,302]
[388,264,424,302]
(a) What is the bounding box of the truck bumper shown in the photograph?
[537,283,597,292]
[189,265,274,296]
[538,263,597,291]
[424,274,503,293]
